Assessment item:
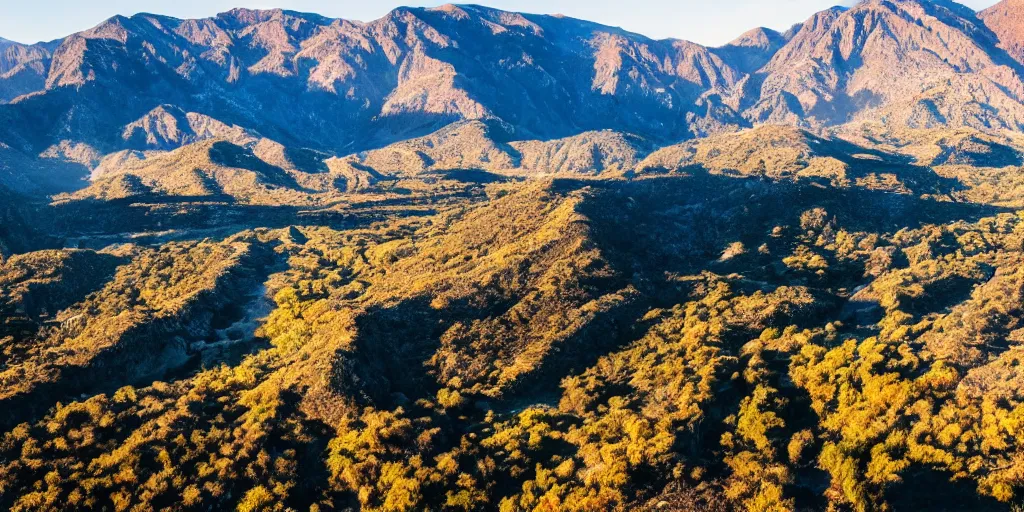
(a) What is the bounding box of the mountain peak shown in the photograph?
[850,0,981,20]
[75,14,134,42]
[220,7,284,21]
[788,5,847,36]
[750,0,1024,129]
[724,27,784,49]
[214,7,332,28]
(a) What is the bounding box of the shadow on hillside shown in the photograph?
[0,239,283,430]
[563,171,1009,279]
[424,169,523,184]
[209,141,309,191]
[344,285,644,406]
[329,170,1010,415]
[283,145,331,174]
[810,133,971,195]
[342,296,449,405]
[361,111,469,151]
[9,252,129,320]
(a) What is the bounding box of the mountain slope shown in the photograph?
[3,0,1024,185]
[0,39,51,103]
[347,120,653,177]
[67,119,657,206]
[63,138,334,205]
[121,105,259,150]
[0,5,744,158]
[749,0,1024,130]
[981,0,1024,65]
[714,27,787,74]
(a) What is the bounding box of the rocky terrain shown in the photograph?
[981,0,1024,65]
[5,1,1024,511]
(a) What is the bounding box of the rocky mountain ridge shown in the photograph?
[2,0,1024,185]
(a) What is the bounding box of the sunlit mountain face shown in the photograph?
[4,2,1024,510]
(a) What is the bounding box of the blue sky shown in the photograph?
[1,0,1002,47]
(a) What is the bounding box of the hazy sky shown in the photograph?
[0,0,1003,47]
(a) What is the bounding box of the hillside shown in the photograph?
[349,120,654,177]
[62,139,336,205]
[4,171,1024,510]
[74,118,1024,209]
[63,120,658,205]
[981,0,1024,65]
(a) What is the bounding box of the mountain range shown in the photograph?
[2,0,1024,198]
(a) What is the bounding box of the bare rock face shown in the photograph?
[981,0,1024,65]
